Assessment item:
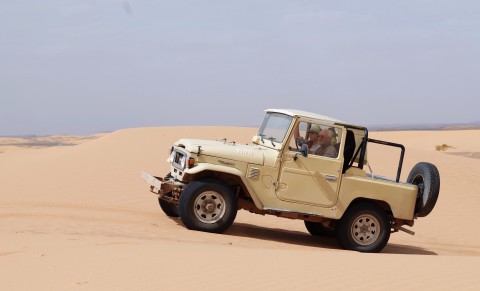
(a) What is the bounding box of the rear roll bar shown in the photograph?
[349,128,405,183]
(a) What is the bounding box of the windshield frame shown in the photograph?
[257,112,293,149]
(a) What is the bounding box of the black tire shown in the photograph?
[158,198,179,217]
[407,162,440,217]
[304,221,336,237]
[178,179,237,233]
[337,202,391,253]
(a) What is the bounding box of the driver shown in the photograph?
[293,124,321,153]
[306,125,322,154]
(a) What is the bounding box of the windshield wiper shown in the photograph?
[258,134,265,143]
[267,137,276,147]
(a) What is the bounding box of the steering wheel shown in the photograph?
[295,137,305,150]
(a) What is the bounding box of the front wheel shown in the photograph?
[178,179,237,233]
[336,202,391,253]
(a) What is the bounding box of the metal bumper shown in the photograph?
[141,171,184,196]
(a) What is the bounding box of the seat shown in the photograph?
[342,130,356,173]
[333,142,341,153]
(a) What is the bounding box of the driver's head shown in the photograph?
[307,125,321,141]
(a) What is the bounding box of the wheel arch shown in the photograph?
[183,165,264,209]
[343,197,393,219]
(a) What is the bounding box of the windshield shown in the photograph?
[257,113,293,148]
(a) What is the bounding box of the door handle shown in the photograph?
[325,175,337,181]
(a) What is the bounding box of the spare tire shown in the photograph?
[407,162,440,217]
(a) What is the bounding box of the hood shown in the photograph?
[175,139,273,165]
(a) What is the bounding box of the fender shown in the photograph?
[337,175,417,220]
[185,163,264,210]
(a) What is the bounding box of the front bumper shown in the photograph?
[141,171,185,196]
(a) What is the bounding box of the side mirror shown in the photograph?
[301,144,309,157]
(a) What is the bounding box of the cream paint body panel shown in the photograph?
[245,164,281,209]
[184,160,267,209]
[176,138,267,165]
[336,174,418,220]
[276,152,342,207]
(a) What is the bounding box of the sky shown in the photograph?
[1,0,479,135]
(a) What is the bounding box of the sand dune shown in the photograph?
[1,127,480,290]
[0,134,103,154]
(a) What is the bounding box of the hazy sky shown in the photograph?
[1,0,479,135]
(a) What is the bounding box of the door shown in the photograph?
[276,121,343,207]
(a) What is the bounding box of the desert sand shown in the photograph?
[1,127,480,290]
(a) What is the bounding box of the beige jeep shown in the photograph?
[142,109,440,253]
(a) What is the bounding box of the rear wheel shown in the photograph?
[158,198,179,217]
[178,179,237,233]
[337,202,391,253]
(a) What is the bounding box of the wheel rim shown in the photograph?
[193,191,226,224]
[351,214,381,246]
[412,174,425,199]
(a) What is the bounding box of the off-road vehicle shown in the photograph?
[142,109,440,253]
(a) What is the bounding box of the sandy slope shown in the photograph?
[1,127,480,290]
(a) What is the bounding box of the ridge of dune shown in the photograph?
[1,126,480,290]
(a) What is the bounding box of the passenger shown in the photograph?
[314,129,338,158]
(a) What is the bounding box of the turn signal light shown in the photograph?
[188,158,196,168]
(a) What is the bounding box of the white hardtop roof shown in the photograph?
[265,109,364,129]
